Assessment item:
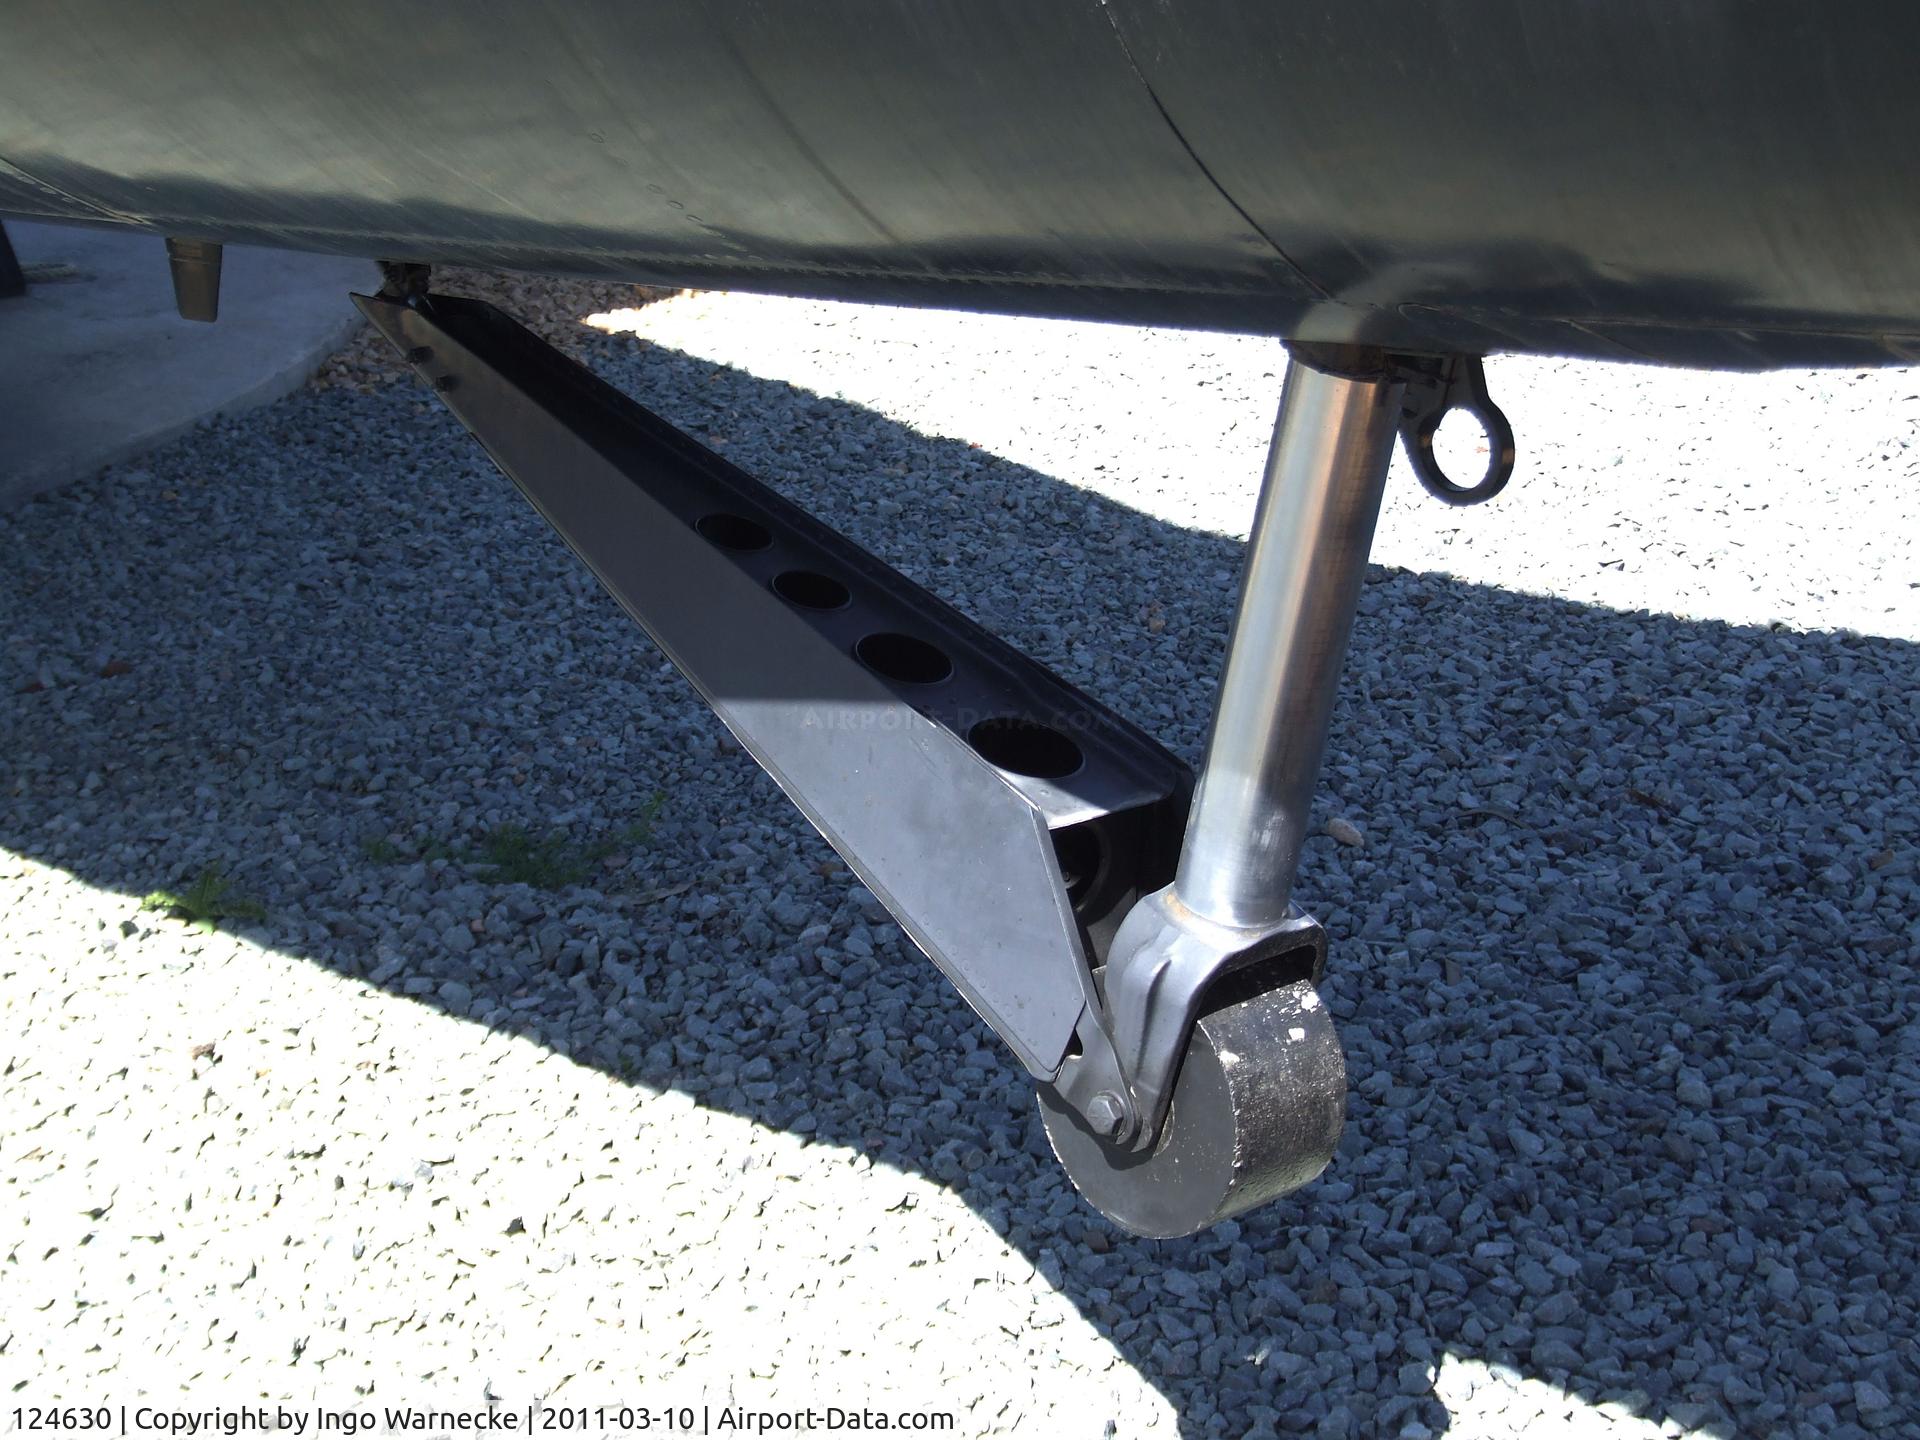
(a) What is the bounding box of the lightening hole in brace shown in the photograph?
[968,717,1084,779]
[696,512,773,551]
[772,570,851,611]
[855,632,953,685]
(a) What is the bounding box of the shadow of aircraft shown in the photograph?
[2,325,1915,1437]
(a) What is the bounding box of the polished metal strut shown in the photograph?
[1176,354,1401,929]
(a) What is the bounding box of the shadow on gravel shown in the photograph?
[2,329,1916,1439]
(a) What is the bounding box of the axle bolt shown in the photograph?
[1087,1091,1129,1140]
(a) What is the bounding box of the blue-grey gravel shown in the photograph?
[2,285,1916,1438]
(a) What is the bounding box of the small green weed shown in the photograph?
[360,794,666,892]
[142,866,265,932]
[361,831,459,863]
[467,824,606,889]
[359,834,404,863]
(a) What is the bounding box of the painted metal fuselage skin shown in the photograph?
[4,0,1918,368]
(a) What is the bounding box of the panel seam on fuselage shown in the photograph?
[0,154,138,224]
[1092,0,1331,303]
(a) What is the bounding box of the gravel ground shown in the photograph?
[3,284,1917,1439]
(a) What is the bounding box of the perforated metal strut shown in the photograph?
[355,287,1188,1091]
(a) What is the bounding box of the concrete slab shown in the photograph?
[0,221,374,507]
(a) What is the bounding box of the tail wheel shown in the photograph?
[1038,977,1344,1238]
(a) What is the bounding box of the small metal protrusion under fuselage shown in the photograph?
[164,236,222,322]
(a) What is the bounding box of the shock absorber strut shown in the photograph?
[1177,351,1401,929]
[1040,345,1405,1237]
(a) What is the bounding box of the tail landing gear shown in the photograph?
[358,280,1503,1236]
